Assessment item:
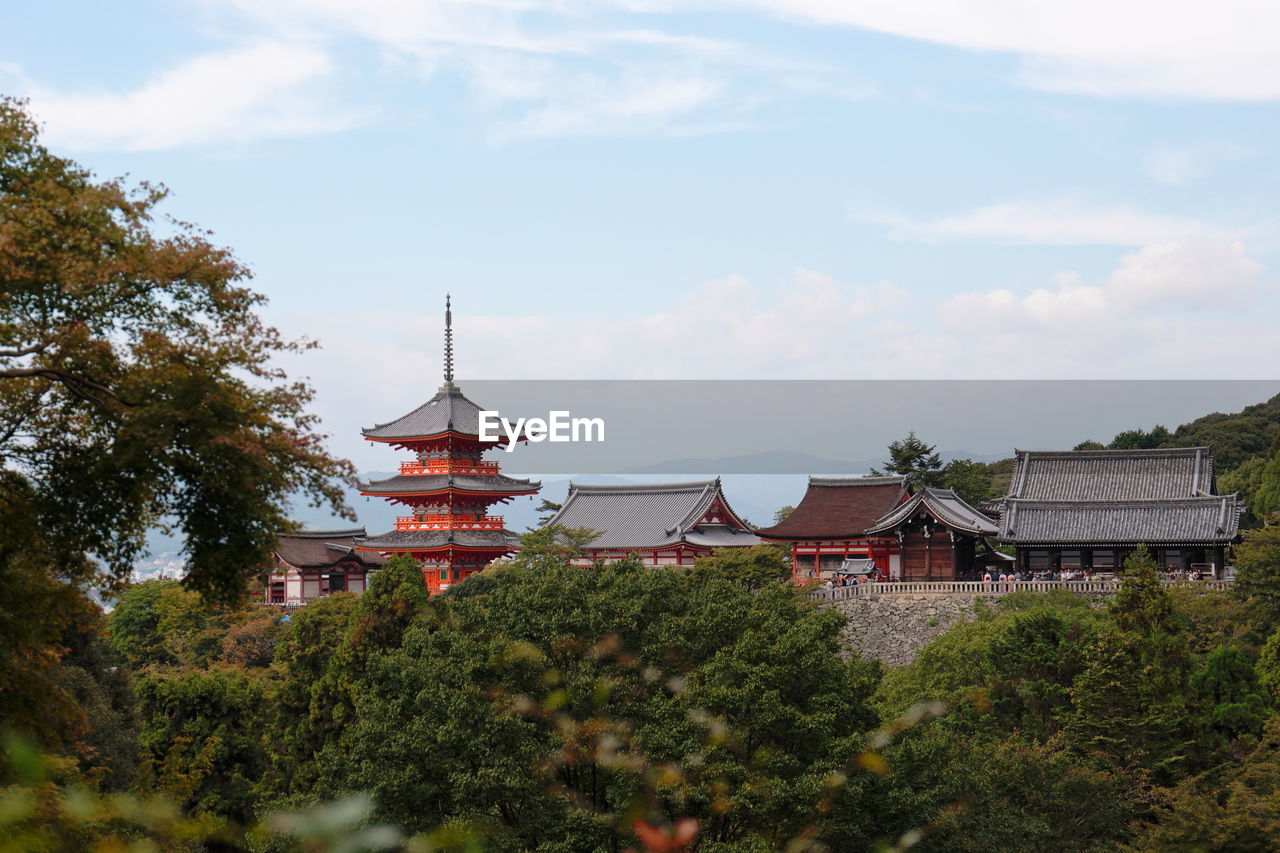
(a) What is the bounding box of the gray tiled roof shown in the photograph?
[546,479,760,550]
[993,446,1242,545]
[999,496,1241,545]
[356,529,520,550]
[866,488,997,536]
[276,527,386,569]
[360,473,540,495]
[1007,447,1216,501]
[362,382,490,440]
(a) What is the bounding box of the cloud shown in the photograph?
[1141,140,1255,185]
[11,42,357,151]
[854,198,1256,246]
[719,0,1280,101]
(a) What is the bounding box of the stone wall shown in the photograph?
[832,593,1001,668]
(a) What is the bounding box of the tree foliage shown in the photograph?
[0,96,354,604]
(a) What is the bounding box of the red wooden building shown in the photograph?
[755,476,909,582]
[546,479,760,566]
[264,527,384,606]
[863,487,998,581]
[354,298,540,594]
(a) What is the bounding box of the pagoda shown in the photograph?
[355,297,540,594]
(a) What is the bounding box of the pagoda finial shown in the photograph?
[443,293,454,383]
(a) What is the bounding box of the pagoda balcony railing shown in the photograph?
[395,514,506,531]
[400,460,500,476]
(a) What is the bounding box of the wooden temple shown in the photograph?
[264,528,383,606]
[864,487,998,581]
[755,476,909,582]
[546,479,760,566]
[987,446,1243,576]
[354,297,540,594]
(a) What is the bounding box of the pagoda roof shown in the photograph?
[359,472,541,497]
[865,487,997,536]
[546,479,760,550]
[998,495,1242,545]
[356,528,520,551]
[1005,446,1217,502]
[362,382,493,442]
[275,527,385,570]
[755,476,908,540]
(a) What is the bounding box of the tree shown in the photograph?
[1253,449,1280,519]
[772,505,794,524]
[1073,440,1106,451]
[689,543,791,588]
[0,96,353,604]
[303,531,884,851]
[1109,425,1172,450]
[871,430,942,486]
[939,458,996,505]
[535,498,563,525]
[1233,524,1280,624]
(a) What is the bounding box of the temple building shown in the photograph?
[355,298,540,594]
[264,527,383,606]
[863,487,998,581]
[546,479,760,566]
[755,476,909,582]
[988,446,1243,576]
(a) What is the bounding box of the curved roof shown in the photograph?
[865,488,997,536]
[275,528,385,570]
[362,382,492,442]
[998,495,1242,545]
[755,476,908,540]
[359,472,541,497]
[1006,446,1216,501]
[546,479,759,550]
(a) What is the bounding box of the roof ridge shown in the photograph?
[565,479,720,493]
[808,475,908,486]
[282,527,367,538]
[1014,446,1211,457]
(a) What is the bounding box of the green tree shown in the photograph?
[1066,549,1193,782]
[1233,524,1280,624]
[939,458,996,506]
[0,96,353,605]
[1109,425,1172,450]
[304,532,883,851]
[871,430,943,486]
[772,505,794,524]
[1253,449,1280,518]
[689,543,791,588]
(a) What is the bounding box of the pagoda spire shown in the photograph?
[443,293,454,384]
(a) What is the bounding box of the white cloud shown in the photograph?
[12,42,357,151]
[274,246,1276,465]
[1141,140,1255,185]
[855,198,1256,246]
[1106,239,1264,310]
[718,0,1280,101]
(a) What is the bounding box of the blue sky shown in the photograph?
[4,1,1280,468]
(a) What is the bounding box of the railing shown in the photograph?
[395,514,505,531]
[808,578,1234,602]
[400,460,500,476]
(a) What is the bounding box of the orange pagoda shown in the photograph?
[355,297,540,594]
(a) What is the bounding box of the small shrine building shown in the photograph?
[264,527,383,606]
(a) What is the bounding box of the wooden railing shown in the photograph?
[395,514,505,531]
[400,460,500,476]
[808,578,1234,602]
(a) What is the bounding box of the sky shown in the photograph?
[4,1,1280,472]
